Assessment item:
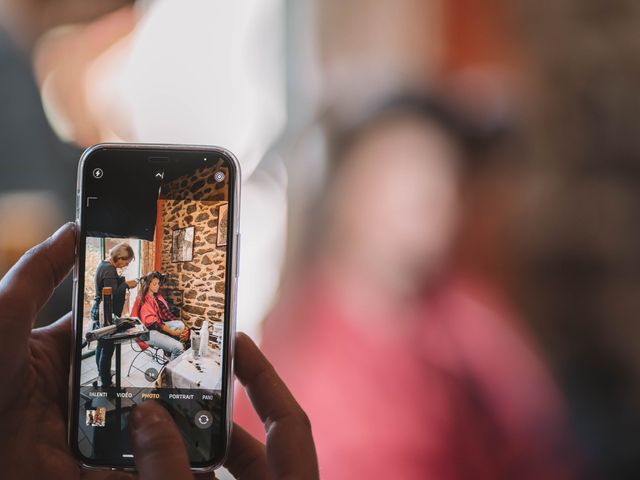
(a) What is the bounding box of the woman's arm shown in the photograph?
[98,264,125,298]
[157,296,186,339]
[141,299,182,338]
[115,275,129,298]
[156,295,178,321]
[159,324,183,338]
[139,299,161,329]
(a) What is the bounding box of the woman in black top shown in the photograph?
[91,242,137,387]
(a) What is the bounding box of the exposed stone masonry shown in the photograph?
[159,162,230,331]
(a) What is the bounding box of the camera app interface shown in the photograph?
[74,149,234,465]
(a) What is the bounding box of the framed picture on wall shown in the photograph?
[217,203,228,246]
[171,226,195,262]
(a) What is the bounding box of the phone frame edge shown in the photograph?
[66,143,242,473]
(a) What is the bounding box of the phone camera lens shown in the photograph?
[92,168,104,179]
[214,171,225,182]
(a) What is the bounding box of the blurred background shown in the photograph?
[1,0,640,478]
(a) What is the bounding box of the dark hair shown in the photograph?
[327,92,513,175]
[138,272,163,306]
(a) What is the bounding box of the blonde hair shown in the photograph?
[108,242,135,262]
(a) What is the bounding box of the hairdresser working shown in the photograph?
[90,242,138,387]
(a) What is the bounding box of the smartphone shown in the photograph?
[68,144,240,471]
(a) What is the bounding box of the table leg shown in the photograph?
[115,343,122,389]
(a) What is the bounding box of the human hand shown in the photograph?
[129,332,320,480]
[0,223,81,479]
[0,223,319,479]
[32,6,137,146]
[126,280,138,288]
[179,329,190,342]
[224,332,320,479]
[1,0,132,49]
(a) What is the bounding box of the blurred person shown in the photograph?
[234,93,580,479]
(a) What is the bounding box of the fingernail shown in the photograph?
[52,222,75,239]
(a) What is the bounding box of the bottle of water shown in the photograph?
[191,328,201,359]
[199,320,209,357]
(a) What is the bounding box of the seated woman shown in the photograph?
[132,272,189,360]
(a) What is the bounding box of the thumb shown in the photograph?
[129,401,193,480]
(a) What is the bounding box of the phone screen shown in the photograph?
[69,145,238,469]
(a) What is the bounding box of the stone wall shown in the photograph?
[159,162,230,330]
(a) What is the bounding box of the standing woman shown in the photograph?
[91,242,137,387]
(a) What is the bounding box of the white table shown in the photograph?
[163,347,222,390]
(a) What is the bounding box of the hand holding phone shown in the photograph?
[130,333,320,480]
[0,224,319,479]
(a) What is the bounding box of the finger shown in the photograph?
[193,472,218,480]
[30,313,73,407]
[223,423,268,479]
[0,312,73,416]
[234,333,305,433]
[234,333,319,479]
[0,223,75,404]
[129,401,192,480]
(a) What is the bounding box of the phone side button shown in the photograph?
[74,220,80,255]
[235,233,241,278]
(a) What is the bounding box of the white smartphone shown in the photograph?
[67,144,240,471]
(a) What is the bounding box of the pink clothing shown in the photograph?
[138,294,172,329]
[234,272,579,479]
[130,296,141,318]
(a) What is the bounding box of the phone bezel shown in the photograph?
[67,143,241,472]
